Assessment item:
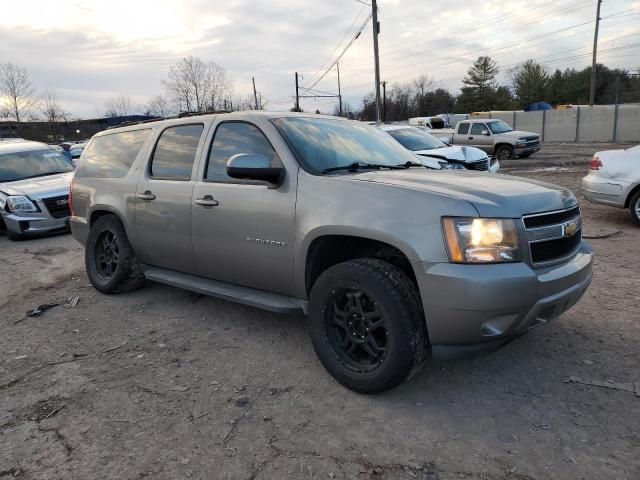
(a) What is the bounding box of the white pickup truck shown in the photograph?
[430,119,541,160]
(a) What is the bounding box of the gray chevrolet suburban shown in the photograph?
[70,112,592,393]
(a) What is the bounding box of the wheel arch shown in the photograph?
[624,183,640,208]
[302,229,421,298]
[87,206,136,246]
[493,142,514,155]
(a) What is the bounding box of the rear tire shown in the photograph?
[308,258,426,394]
[630,190,640,226]
[495,145,515,160]
[85,215,145,293]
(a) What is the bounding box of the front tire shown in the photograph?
[495,145,515,160]
[630,190,640,226]
[308,259,426,394]
[85,215,144,293]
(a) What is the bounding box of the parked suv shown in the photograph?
[71,112,592,393]
[0,140,74,240]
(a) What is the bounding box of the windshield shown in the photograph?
[272,117,421,174]
[386,127,446,151]
[487,120,513,134]
[0,148,74,182]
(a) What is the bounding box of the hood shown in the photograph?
[414,145,487,163]
[501,130,539,139]
[0,172,73,199]
[344,169,576,217]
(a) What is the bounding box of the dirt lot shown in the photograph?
[1,142,639,480]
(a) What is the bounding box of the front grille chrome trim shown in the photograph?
[521,206,583,265]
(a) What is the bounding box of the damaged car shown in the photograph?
[380,125,500,173]
[0,140,74,240]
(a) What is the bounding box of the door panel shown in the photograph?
[469,123,493,153]
[135,124,204,273]
[191,120,296,295]
[454,122,470,145]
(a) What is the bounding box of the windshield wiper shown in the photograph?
[396,161,426,168]
[322,162,404,174]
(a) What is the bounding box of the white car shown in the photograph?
[582,145,640,225]
[380,125,500,173]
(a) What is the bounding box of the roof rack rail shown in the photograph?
[106,110,232,129]
[177,110,231,118]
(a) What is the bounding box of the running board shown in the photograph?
[142,265,307,315]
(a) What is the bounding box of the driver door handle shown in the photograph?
[195,195,219,207]
[468,136,474,140]
[136,190,156,201]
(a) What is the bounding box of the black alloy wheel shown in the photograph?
[325,288,388,373]
[95,230,120,280]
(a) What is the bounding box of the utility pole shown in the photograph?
[252,77,259,110]
[381,81,387,122]
[371,0,382,123]
[589,0,603,106]
[337,62,343,117]
[295,72,301,112]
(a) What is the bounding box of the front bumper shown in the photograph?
[581,173,630,208]
[515,143,541,156]
[415,243,593,359]
[1,210,70,236]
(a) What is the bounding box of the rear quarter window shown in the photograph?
[75,129,152,178]
[457,123,470,134]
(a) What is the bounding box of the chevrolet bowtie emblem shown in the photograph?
[563,220,579,237]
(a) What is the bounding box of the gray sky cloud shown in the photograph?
[0,0,638,118]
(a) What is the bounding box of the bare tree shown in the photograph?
[0,62,37,122]
[413,74,433,97]
[40,90,69,123]
[144,94,171,117]
[104,94,134,117]
[162,56,232,113]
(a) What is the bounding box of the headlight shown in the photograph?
[442,217,521,263]
[6,195,39,213]
[438,161,465,170]
[517,138,528,145]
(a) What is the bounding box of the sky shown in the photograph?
[0,0,638,118]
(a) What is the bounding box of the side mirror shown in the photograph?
[481,130,490,136]
[227,153,284,186]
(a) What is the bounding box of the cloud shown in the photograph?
[0,0,637,117]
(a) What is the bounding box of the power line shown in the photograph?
[303,4,367,88]
[300,11,372,92]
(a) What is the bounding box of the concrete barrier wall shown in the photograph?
[515,111,543,135]
[544,109,579,142]
[480,105,640,142]
[578,106,615,142]
[616,105,640,142]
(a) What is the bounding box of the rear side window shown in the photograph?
[75,129,151,178]
[457,123,470,134]
[206,122,279,183]
[150,124,203,180]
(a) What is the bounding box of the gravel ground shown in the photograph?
[1,142,639,480]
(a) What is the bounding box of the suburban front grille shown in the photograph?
[523,206,580,228]
[530,231,582,263]
[465,159,489,171]
[522,206,582,264]
[42,195,71,219]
